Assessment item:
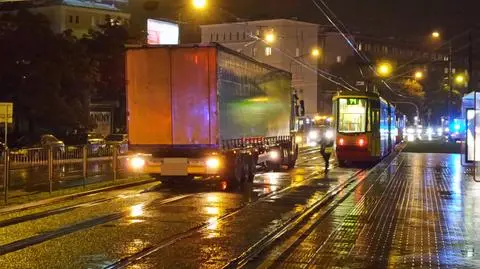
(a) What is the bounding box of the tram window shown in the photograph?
[338,98,367,133]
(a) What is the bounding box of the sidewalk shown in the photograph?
[277,153,480,268]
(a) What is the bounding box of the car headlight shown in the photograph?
[129,156,146,169]
[308,131,319,140]
[325,130,334,139]
[407,128,414,134]
[269,150,280,160]
[206,157,221,169]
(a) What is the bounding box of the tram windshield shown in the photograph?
[338,98,367,133]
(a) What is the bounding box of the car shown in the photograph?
[63,133,106,155]
[12,134,65,151]
[105,133,128,154]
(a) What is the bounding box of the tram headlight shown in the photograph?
[308,130,319,140]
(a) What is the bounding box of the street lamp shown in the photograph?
[414,71,424,80]
[264,31,275,44]
[455,73,466,84]
[311,48,321,57]
[192,0,207,9]
[377,61,393,77]
[431,31,441,39]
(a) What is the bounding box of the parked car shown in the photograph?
[105,134,128,154]
[12,134,65,151]
[9,134,65,159]
[64,133,106,155]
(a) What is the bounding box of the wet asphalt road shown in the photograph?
[0,147,364,268]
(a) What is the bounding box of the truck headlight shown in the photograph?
[295,135,303,143]
[206,157,221,169]
[325,130,334,139]
[308,131,319,140]
[130,156,146,169]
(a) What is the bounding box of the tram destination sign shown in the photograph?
[347,98,360,105]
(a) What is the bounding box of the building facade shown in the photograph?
[0,0,130,37]
[201,19,324,116]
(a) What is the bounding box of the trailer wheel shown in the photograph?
[225,155,245,184]
[337,159,348,167]
[245,155,256,182]
[287,145,298,169]
[268,147,282,172]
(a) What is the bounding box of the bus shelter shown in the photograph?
[462,91,480,166]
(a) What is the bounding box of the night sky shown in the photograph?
[131,0,479,41]
[222,0,478,40]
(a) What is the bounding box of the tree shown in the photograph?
[82,18,131,131]
[0,10,98,135]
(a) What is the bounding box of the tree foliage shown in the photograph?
[0,10,98,134]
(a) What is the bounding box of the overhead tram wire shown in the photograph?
[246,34,360,92]
[310,0,410,98]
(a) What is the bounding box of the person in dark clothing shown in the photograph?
[320,128,334,171]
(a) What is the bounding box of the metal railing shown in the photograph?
[0,143,133,204]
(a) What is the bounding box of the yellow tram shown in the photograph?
[332,91,403,165]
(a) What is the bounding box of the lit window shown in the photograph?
[265,47,272,56]
[296,48,300,57]
[358,43,362,51]
[336,56,342,63]
[253,47,257,57]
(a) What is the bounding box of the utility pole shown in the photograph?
[448,41,453,120]
[468,29,474,91]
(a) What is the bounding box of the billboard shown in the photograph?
[90,111,112,136]
[147,19,179,45]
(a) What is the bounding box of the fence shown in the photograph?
[0,143,133,204]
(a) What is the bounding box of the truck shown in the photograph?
[126,44,298,184]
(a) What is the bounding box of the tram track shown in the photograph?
[222,151,402,269]
[102,169,324,269]
[0,148,325,261]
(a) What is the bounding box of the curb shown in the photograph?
[0,178,156,215]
